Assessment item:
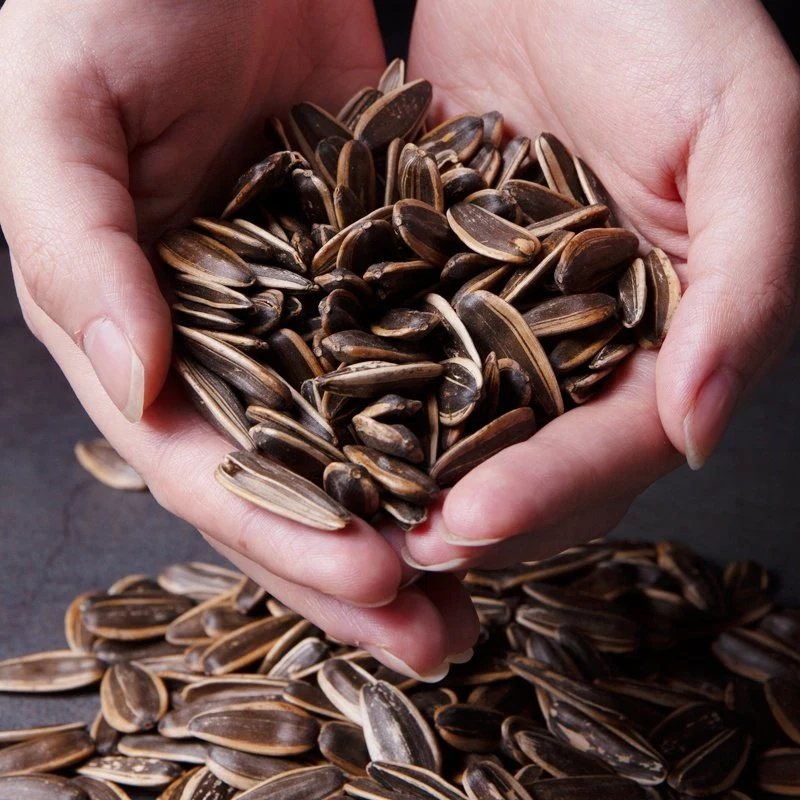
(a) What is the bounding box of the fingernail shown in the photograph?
[347,591,398,609]
[447,648,474,664]
[363,645,449,683]
[683,368,740,470]
[401,547,471,572]
[439,528,504,547]
[82,318,144,422]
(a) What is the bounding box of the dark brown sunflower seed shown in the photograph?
[321,462,381,519]
[192,217,274,259]
[554,228,639,293]
[316,136,349,186]
[336,219,398,275]
[588,339,635,371]
[237,765,345,800]
[322,330,429,366]
[71,776,131,800]
[251,424,343,482]
[179,767,237,799]
[0,721,88,746]
[290,102,353,166]
[82,594,193,641]
[450,264,514,307]
[392,199,460,266]
[500,231,574,306]
[434,704,504,753]
[292,169,337,227]
[381,496,429,530]
[448,202,539,263]
[335,183,369,229]
[318,659,377,725]
[173,355,253,451]
[573,157,619,226]
[712,628,800,683]
[525,204,610,238]
[617,257,647,328]
[215,450,351,531]
[363,259,440,302]
[319,721,370,776]
[462,759,532,800]
[366,762,466,800]
[757,747,800,796]
[469,143,503,185]
[524,294,617,338]
[316,360,444,398]
[157,230,255,288]
[418,114,483,163]
[514,728,614,778]
[179,676,289,706]
[312,206,393,275]
[548,699,667,786]
[765,678,800,745]
[352,415,424,463]
[496,357,532,411]
[177,326,292,410]
[205,746,297,791]
[668,726,751,796]
[437,357,483,428]
[344,445,437,504]
[0,728,94,776]
[354,79,433,152]
[535,133,583,201]
[116,735,206,765]
[549,320,622,374]
[522,775,647,800]
[441,168,488,207]
[74,439,146,491]
[232,219,308,273]
[222,151,306,218]
[174,274,253,313]
[637,248,681,349]
[100,662,168,733]
[157,767,201,800]
[341,95,385,142]
[399,146,445,213]
[188,700,319,756]
[0,775,90,800]
[318,288,365,336]
[503,180,582,222]
[266,638,329,680]
[430,407,536,487]
[479,111,503,147]
[337,139,376,212]
[383,137,403,206]
[496,135,532,188]
[370,309,439,341]
[77,756,183,788]
[455,290,563,417]
[361,681,442,772]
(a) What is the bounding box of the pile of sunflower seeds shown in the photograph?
[158,58,681,531]
[2,539,799,799]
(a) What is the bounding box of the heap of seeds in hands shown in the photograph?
[1,540,799,798]
[157,58,681,531]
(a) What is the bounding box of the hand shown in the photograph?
[0,0,478,678]
[403,0,800,571]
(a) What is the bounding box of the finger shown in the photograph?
[404,496,630,573]
[0,71,171,422]
[433,352,682,546]
[654,23,800,467]
[13,264,403,608]
[202,535,457,681]
[415,572,481,659]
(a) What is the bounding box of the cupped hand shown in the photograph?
[0,0,478,677]
[404,0,800,571]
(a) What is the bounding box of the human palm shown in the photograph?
[403,0,800,570]
[0,0,478,678]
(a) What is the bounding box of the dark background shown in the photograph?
[0,1,798,795]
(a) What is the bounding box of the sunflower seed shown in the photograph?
[158,230,254,288]
[637,248,681,349]
[188,700,319,756]
[215,450,351,531]
[756,747,800,796]
[448,203,540,264]
[71,776,131,800]
[0,775,90,800]
[0,650,105,692]
[344,445,437,505]
[237,765,344,800]
[355,79,433,152]
[100,663,169,733]
[77,756,183,788]
[0,728,95,776]
[74,439,146,492]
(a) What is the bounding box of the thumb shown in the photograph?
[0,82,171,422]
[657,70,800,468]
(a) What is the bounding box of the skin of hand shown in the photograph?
[0,0,479,679]
[403,0,800,571]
